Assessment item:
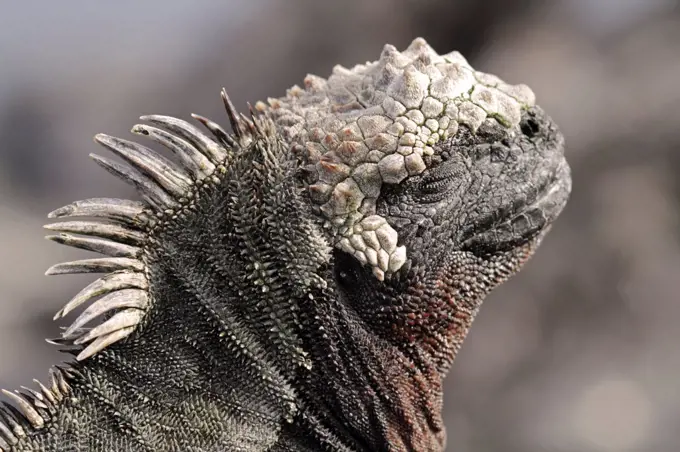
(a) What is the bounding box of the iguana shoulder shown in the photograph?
[0,38,570,451]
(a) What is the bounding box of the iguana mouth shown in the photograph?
[534,159,572,223]
[462,158,571,254]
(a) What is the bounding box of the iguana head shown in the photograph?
[263,37,569,280]
[257,38,570,362]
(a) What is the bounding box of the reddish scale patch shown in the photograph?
[382,351,446,451]
[386,240,540,370]
[346,241,541,449]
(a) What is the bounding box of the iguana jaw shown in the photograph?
[461,141,571,255]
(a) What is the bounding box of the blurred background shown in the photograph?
[1,1,679,450]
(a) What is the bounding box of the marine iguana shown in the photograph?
[0,38,571,451]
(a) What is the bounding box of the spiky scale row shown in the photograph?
[44,221,146,245]
[45,233,141,258]
[45,91,243,357]
[191,113,236,149]
[73,308,143,345]
[76,326,136,361]
[90,153,180,211]
[140,114,229,164]
[0,369,71,449]
[48,198,148,226]
[0,392,43,429]
[221,88,250,143]
[45,257,145,276]
[62,289,148,339]
[131,124,216,179]
[54,272,148,320]
[2,88,337,446]
[93,133,192,198]
[1,90,253,446]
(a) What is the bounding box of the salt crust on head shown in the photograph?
[259,37,536,280]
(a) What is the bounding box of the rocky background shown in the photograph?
[1,1,679,450]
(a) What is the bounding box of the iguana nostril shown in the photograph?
[520,116,541,137]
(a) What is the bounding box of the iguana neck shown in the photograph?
[293,294,448,451]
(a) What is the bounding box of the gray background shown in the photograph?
[1,1,679,450]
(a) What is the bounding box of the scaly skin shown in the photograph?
[0,38,570,451]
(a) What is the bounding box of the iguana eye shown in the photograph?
[418,166,456,194]
[333,249,363,289]
[414,159,467,203]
